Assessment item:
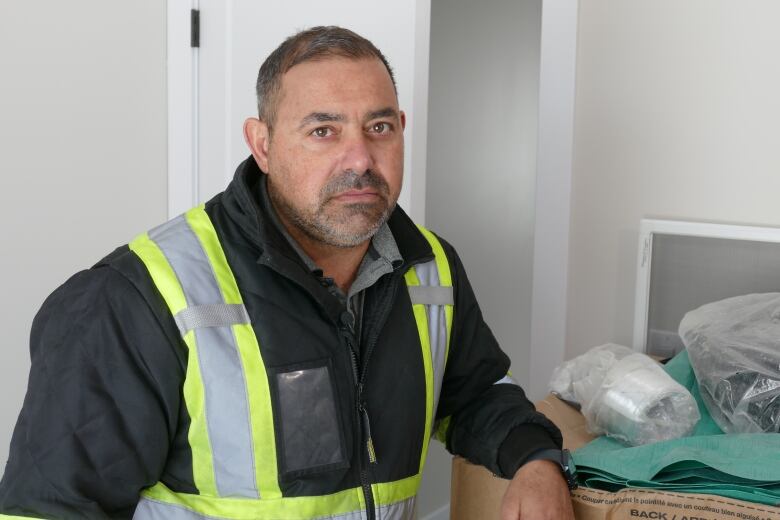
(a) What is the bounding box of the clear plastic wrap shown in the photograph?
[549,344,700,446]
[679,292,780,434]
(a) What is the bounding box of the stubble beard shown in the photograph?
[268,169,397,248]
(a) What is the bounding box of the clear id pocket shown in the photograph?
[272,360,348,476]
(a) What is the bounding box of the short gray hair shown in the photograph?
[255,26,396,128]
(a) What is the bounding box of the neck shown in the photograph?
[277,214,369,294]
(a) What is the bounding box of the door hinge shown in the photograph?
[190,9,200,48]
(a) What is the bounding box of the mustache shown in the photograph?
[321,170,390,200]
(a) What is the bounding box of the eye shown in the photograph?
[311,127,333,138]
[370,122,392,134]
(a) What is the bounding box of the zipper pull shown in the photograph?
[360,403,378,464]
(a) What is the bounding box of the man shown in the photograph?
[0,26,574,519]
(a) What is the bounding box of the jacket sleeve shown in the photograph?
[0,251,186,519]
[434,236,563,479]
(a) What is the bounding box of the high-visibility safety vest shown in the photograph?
[122,205,455,520]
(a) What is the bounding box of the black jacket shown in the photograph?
[0,158,561,519]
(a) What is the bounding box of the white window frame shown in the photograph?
[632,218,780,353]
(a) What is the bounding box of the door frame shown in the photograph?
[167,0,198,217]
[528,0,580,399]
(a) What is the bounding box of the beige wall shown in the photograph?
[566,0,780,356]
[0,1,167,464]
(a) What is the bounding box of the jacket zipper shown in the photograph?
[343,326,377,520]
[351,276,400,520]
[337,271,403,520]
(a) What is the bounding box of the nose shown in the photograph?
[339,131,375,174]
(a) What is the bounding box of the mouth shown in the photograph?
[331,189,381,203]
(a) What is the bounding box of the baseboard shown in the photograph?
[419,502,450,520]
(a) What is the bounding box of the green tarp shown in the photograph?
[571,350,780,506]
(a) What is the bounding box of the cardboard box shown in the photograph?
[450,395,780,520]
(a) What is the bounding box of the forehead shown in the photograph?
[275,57,398,120]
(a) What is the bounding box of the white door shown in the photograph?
[188,0,431,223]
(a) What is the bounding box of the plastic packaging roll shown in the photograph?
[550,344,700,446]
[587,354,699,445]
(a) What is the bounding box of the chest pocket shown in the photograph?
[270,358,348,477]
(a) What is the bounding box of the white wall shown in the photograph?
[423,0,542,516]
[566,0,780,357]
[0,1,167,465]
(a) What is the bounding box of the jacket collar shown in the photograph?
[217,156,434,272]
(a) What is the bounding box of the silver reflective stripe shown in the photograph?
[407,286,453,306]
[133,496,416,520]
[494,373,519,386]
[149,216,225,311]
[174,303,250,336]
[133,497,204,520]
[412,260,449,417]
[148,216,258,499]
[377,497,416,520]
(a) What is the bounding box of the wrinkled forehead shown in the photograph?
[275,57,399,121]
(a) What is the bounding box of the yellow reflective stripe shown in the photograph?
[444,303,453,364]
[416,226,454,365]
[185,206,281,499]
[416,226,452,286]
[141,482,365,520]
[433,416,452,444]
[185,206,242,305]
[139,476,417,520]
[373,474,421,507]
[129,233,187,315]
[130,232,218,496]
[182,329,218,496]
[404,268,435,474]
[0,515,46,519]
[232,322,280,498]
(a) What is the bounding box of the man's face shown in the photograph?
[259,57,405,248]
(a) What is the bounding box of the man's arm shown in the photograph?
[501,460,575,520]
[432,236,573,518]
[0,253,186,519]
[434,235,562,471]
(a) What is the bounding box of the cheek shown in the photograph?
[271,145,309,186]
[274,152,333,203]
[383,143,405,195]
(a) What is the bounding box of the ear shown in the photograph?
[399,110,407,131]
[243,117,271,172]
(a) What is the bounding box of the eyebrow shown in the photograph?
[364,107,398,122]
[297,108,399,130]
[298,112,344,130]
